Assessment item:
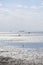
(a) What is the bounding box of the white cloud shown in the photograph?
[17,4,23,8]
[0,5,43,32]
[30,6,38,9]
[40,5,43,8]
[24,5,28,9]
[16,4,28,9]
[0,3,3,7]
[41,3,43,5]
[0,6,42,22]
[40,2,43,8]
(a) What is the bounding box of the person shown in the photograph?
[22,44,24,48]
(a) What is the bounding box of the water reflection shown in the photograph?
[0,42,43,48]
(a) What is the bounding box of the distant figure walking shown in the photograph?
[22,44,24,48]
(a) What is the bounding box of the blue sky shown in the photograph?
[0,0,43,32]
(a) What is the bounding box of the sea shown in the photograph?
[0,41,43,49]
[0,33,43,49]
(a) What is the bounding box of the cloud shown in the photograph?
[39,5,43,8]
[0,4,43,32]
[30,5,38,9]
[0,5,42,22]
[0,3,2,7]
[41,3,43,5]
[16,4,28,9]
[23,5,28,8]
[17,4,23,8]
[40,2,43,8]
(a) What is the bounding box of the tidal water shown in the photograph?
[0,42,43,48]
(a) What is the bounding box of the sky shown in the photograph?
[0,0,43,32]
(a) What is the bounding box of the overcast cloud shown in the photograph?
[0,0,43,32]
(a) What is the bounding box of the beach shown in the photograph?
[0,46,43,65]
[0,33,43,42]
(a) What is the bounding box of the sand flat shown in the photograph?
[0,46,43,65]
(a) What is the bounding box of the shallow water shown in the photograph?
[0,41,43,48]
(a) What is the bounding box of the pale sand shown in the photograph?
[0,36,43,42]
[0,46,43,65]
